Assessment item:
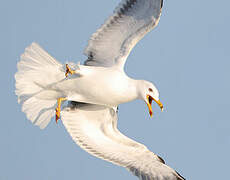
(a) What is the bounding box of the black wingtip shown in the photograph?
[176,171,186,180]
[161,0,164,9]
[157,155,165,164]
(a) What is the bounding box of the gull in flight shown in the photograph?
[15,0,185,179]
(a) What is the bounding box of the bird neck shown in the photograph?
[135,79,147,100]
[125,79,143,101]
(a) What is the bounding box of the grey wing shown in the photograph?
[84,0,163,68]
[61,101,185,180]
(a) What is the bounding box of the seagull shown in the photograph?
[15,0,185,179]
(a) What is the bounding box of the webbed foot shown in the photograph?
[55,97,67,123]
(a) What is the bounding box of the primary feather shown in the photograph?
[62,102,185,180]
[84,0,163,68]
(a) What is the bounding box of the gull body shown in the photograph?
[54,65,139,107]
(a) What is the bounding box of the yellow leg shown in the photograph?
[65,64,75,77]
[55,97,67,123]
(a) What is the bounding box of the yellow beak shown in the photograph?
[146,95,164,117]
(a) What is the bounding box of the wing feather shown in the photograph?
[61,102,185,180]
[84,0,163,68]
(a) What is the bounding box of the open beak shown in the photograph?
[146,95,164,117]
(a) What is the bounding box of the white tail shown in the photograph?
[15,43,65,129]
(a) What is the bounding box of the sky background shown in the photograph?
[1,0,230,179]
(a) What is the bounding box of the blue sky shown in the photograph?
[1,0,230,179]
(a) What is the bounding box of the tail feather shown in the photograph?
[15,43,65,129]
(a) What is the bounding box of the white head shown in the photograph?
[137,80,163,117]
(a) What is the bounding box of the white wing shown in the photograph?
[61,102,185,180]
[84,0,163,68]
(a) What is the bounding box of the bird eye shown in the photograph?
[148,88,153,92]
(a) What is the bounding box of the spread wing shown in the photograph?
[61,102,185,180]
[84,0,163,69]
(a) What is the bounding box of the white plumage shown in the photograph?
[15,0,185,179]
